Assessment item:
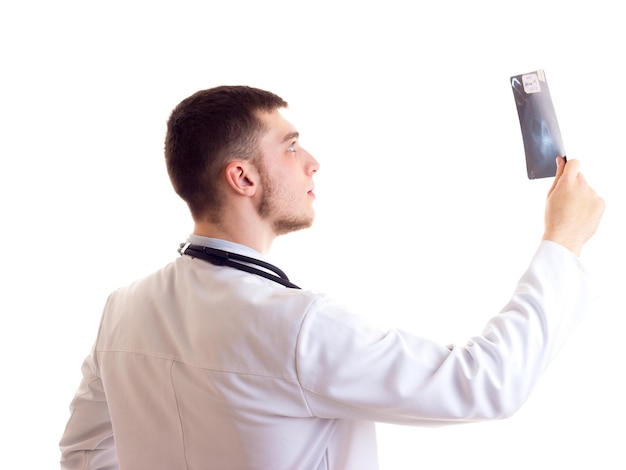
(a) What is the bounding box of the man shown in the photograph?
[60,85,605,469]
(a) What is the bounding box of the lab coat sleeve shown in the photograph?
[295,241,594,424]
[59,316,118,469]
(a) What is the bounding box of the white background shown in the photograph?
[1,1,624,468]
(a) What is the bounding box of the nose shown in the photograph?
[306,150,320,175]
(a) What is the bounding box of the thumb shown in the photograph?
[547,156,567,198]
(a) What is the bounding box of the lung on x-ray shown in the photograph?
[511,69,565,179]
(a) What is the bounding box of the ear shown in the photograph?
[224,160,258,196]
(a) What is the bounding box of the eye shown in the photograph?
[287,142,297,154]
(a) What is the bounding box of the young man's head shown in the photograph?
[165,85,288,222]
[165,86,319,239]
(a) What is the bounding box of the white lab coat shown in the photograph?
[60,237,592,469]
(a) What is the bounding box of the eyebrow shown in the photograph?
[281,131,299,143]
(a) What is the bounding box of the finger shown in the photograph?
[547,156,567,197]
[561,158,581,182]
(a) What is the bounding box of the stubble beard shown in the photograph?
[255,160,314,236]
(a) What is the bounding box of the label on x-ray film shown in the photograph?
[522,73,541,94]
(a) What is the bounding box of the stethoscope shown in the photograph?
[178,242,301,289]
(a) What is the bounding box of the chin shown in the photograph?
[273,215,314,236]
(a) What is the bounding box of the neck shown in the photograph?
[192,221,275,254]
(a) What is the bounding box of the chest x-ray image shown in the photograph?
[511,70,566,179]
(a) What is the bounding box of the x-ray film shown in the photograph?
[511,70,565,179]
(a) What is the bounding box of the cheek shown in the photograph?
[276,181,304,209]
[277,183,300,205]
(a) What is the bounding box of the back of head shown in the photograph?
[165,85,288,221]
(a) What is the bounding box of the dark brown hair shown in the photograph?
[164,85,288,221]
